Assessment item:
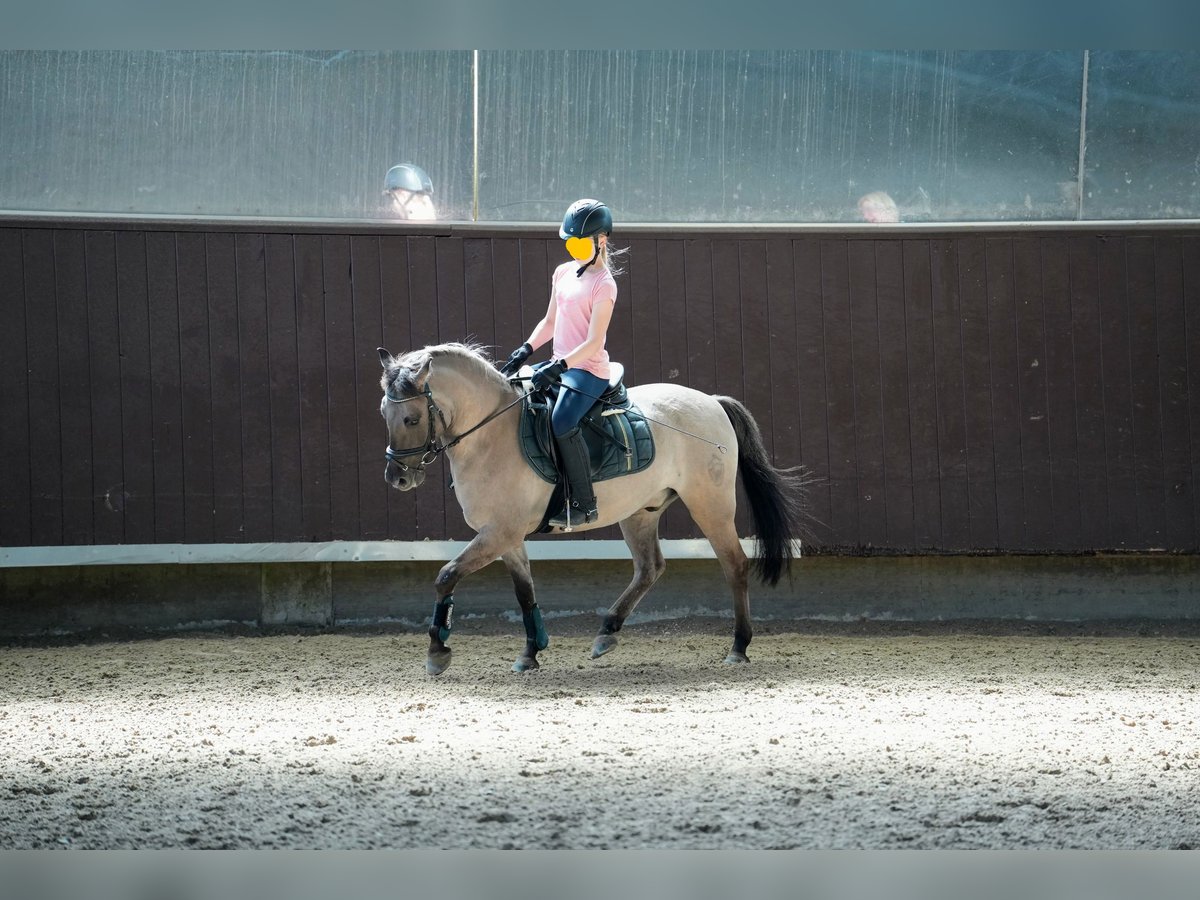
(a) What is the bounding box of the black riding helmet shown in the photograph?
[383,163,433,195]
[559,199,612,240]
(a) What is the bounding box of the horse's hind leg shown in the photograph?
[687,503,752,663]
[592,506,668,659]
[503,545,548,673]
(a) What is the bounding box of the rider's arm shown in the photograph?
[525,294,557,351]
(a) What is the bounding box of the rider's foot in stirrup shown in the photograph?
[548,502,598,530]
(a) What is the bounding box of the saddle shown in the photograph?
[517,364,655,531]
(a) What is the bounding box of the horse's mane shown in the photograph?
[382,341,510,397]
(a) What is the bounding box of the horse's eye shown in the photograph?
[404,414,420,427]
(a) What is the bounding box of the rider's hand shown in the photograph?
[498,342,533,376]
[531,359,568,391]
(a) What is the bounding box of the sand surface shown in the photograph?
[2,618,1198,849]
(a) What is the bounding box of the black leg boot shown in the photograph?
[548,426,597,530]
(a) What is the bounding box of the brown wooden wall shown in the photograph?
[2,218,1198,554]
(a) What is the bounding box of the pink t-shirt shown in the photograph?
[551,261,617,379]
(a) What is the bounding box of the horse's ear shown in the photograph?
[378,348,393,370]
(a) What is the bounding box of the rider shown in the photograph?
[498,198,622,529]
[382,163,437,220]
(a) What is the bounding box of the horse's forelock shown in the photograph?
[383,343,506,397]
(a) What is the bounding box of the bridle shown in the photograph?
[383,378,526,474]
[383,383,448,473]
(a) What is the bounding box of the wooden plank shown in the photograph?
[295,234,332,542]
[0,230,31,545]
[903,239,940,549]
[379,234,416,541]
[1126,236,1166,546]
[792,238,832,546]
[846,240,887,548]
[114,231,155,544]
[874,239,915,550]
[765,238,801,473]
[83,231,126,545]
[463,238,497,359]
[54,231,94,545]
[145,232,185,543]
[435,236,470,540]
[175,232,215,543]
[1013,237,1053,549]
[323,234,360,541]
[205,233,245,542]
[683,238,717,396]
[1068,236,1110,549]
[1154,236,1194,549]
[711,240,744,401]
[1040,236,1084,550]
[489,237,522,362]
[234,233,274,542]
[1096,236,1138,547]
[929,238,969,550]
[628,237,662,388]
[820,238,859,547]
[1185,237,1200,550]
[986,238,1026,549]
[349,235,388,542]
[264,233,304,542]
[956,236,998,549]
[406,236,444,540]
[24,230,64,545]
[518,238,551,365]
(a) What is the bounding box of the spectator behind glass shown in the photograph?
[858,191,900,223]
[383,163,437,220]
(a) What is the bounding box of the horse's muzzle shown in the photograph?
[384,461,425,491]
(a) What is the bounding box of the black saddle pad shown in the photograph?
[519,384,655,485]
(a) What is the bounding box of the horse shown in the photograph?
[377,342,806,675]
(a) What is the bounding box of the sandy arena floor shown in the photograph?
[2,618,1198,849]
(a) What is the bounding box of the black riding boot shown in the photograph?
[548,426,597,530]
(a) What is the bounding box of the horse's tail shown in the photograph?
[716,396,808,586]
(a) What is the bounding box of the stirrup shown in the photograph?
[548,502,597,531]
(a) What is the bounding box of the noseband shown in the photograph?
[384,383,450,473]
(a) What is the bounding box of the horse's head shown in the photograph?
[378,347,437,491]
[378,342,513,491]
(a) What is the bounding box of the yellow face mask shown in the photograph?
[565,236,595,262]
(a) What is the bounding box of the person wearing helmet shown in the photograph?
[497,198,624,530]
[382,163,437,220]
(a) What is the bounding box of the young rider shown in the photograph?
[498,198,621,529]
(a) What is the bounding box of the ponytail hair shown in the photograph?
[599,240,629,278]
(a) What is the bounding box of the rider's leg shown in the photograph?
[548,369,607,529]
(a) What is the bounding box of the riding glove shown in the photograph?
[498,342,533,376]
[531,359,568,391]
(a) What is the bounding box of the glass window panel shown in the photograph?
[0,51,473,219]
[1082,51,1200,220]
[476,50,1084,223]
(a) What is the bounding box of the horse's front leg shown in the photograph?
[502,544,547,673]
[426,530,516,675]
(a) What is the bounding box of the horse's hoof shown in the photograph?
[724,651,750,665]
[512,655,540,673]
[591,634,618,658]
[426,648,452,675]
